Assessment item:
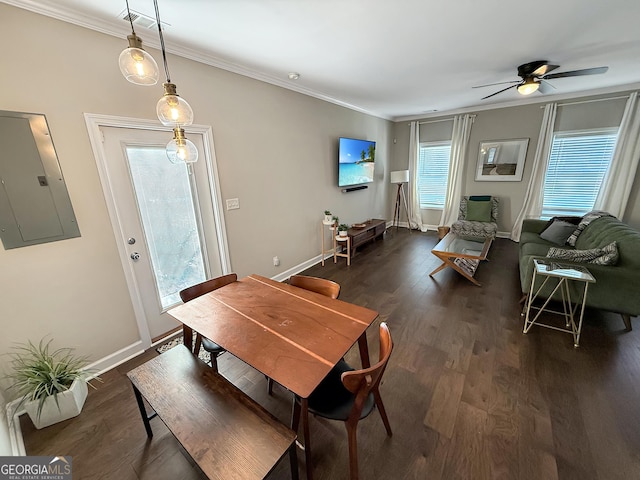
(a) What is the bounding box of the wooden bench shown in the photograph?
[127,345,298,480]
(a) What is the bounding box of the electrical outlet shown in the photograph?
[273,256,280,266]
[226,198,240,210]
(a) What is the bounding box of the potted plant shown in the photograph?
[7,338,98,429]
[331,216,339,230]
[324,210,333,223]
[338,224,349,237]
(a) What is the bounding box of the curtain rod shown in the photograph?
[408,114,477,126]
[541,94,630,108]
[418,118,454,125]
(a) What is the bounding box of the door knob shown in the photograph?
[130,252,140,261]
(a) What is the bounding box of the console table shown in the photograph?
[347,219,386,255]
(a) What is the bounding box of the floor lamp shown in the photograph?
[390,170,411,231]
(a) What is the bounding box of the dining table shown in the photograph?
[167,273,379,480]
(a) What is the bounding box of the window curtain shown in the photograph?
[408,121,426,231]
[511,103,557,241]
[594,91,640,219]
[439,114,474,227]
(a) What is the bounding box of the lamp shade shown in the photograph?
[157,83,194,127]
[166,128,198,163]
[390,170,409,184]
[517,78,540,95]
[118,34,159,86]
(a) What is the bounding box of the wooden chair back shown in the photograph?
[341,322,393,418]
[289,275,340,299]
[179,273,238,303]
[179,273,238,371]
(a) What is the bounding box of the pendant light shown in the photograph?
[118,0,159,85]
[153,0,197,163]
[167,128,198,164]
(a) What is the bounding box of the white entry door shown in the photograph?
[87,117,229,346]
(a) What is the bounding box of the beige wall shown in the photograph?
[392,94,640,233]
[0,4,392,395]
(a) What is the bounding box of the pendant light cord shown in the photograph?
[153,0,171,83]
[125,0,136,35]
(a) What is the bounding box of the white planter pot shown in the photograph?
[338,230,348,237]
[24,378,88,429]
[324,215,333,223]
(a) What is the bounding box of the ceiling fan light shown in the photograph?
[517,79,540,96]
[119,34,159,85]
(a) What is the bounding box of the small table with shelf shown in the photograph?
[333,233,351,265]
[321,219,386,266]
[320,220,337,266]
[523,259,596,348]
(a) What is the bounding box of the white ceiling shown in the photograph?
[7,0,640,119]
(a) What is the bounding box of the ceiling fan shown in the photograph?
[474,60,608,100]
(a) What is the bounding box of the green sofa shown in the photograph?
[519,216,640,330]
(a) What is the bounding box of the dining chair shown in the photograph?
[268,274,341,395]
[291,322,393,480]
[178,273,237,372]
[289,274,341,299]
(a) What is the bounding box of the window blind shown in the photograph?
[417,142,451,209]
[541,129,618,218]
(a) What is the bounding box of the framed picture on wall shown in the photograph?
[475,138,529,181]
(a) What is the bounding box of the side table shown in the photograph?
[333,234,351,266]
[523,259,596,347]
[320,221,336,266]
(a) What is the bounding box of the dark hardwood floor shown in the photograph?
[20,229,640,479]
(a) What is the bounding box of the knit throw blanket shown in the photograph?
[566,210,615,247]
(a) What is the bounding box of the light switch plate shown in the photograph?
[226,198,240,210]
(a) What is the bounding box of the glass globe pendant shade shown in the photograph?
[118,34,159,86]
[157,83,194,127]
[167,128,198,164]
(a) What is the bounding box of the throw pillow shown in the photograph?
[546,241,618,265]
[543,215,581,230]
[466,200,492,222]
[589,241,619,265]
[540,219,578,245]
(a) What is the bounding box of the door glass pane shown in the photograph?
[126,146,206,309]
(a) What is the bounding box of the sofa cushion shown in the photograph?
[547,241,619,265]
[540,219,577,245]
[466,200,492,222]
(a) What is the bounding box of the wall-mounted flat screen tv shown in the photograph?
[338,137,376,187]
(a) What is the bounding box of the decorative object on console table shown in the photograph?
[390,170,411,231]
[347,219,386,256]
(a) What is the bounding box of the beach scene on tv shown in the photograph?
[338,138,376,187]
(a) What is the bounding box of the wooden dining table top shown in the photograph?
[167,274,379,398]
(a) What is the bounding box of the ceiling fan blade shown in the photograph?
[532,64,559,76]
[473,80,520,89]
[542,66,608,80]
[537,79,556,94]
[482,84,518,100]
